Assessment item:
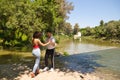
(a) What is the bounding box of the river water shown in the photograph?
[57,38,120,80]
[0,38,120,80]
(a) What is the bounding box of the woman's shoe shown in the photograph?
[30,72,35,78]
[36,69,40,74]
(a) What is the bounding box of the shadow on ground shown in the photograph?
[56,49,108,74]
[0,53,34,80]
[0,48,116,80]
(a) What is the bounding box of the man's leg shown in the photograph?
[43,50,49,71]
[51,49,55,68]
[49,49,55,71]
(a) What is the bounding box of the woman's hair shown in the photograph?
[33,31,42,38]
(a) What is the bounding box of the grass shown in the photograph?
[63,51,69,56]
[0,52,24,64]
[0,34,72,64]
[55,35,72,43]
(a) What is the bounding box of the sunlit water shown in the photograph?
[57,38,120,80]
[57,38,119,54]
[0,38,120,79]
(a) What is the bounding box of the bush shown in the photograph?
[63,51,69,56]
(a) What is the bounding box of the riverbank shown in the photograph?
[0,50,102,80]
[82,36,120,47]
[0,60,102,80]
[57,48,120,80]
[0,48,120,80]
[16,69,102,80]
[0,36,120,80]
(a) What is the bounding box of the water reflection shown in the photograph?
[59,38,117,55]
[56,38,120,80]
[57,51,104,73]
[0,53,23,64]
[0,38,120,79]
[57,48,120,80]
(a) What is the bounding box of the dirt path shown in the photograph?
[15,69,101,80]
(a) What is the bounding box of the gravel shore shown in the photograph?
[0,59,102,80]
[0,52,119,80]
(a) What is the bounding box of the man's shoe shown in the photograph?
[49,68,54,72]
[43,67,49,71]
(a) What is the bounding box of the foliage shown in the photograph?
[63,51,69,56]
[0,0,73,47]
[64,22,73,35]
[73,23,80,34]
[81,20,120,40]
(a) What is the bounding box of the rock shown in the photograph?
[24,70,29,74]
[54,52,62,57]
[80,75,84,79]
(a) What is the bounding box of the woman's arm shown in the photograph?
[38,39,50,46]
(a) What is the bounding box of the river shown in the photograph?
[0,38,120,80]
[56,38,120,80]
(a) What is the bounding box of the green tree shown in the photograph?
[80,20,120,40]
[54,0,74,34]
[73,23,80,34]
[64,22,72,35]
[105,20,120,39]
[0,0,73,47]
[100,20,104,26]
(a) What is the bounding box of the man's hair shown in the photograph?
[46,29,52,33]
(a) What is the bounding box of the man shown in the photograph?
[43,30,56,72]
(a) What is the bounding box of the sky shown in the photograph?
[66,0,120,28]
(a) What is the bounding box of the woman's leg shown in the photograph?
[32,56,40,73]
[32,49,40,73]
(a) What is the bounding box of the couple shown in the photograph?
[30,30,56,78]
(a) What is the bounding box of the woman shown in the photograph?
[30,31,50,78]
